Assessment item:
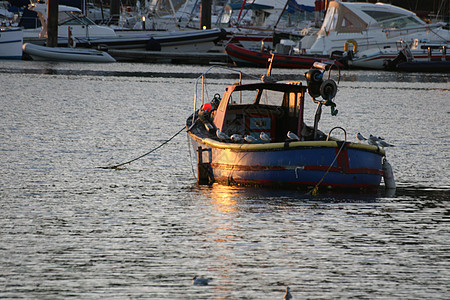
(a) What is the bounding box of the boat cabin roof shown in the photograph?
[318,1,426,35]
[230,82,306,93]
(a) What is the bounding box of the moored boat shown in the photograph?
[23,43,116,62]
[300,1,450,56]
[385,44,450,72]
[23,2,226,52]
[348,42,450,70]
[186,61,394,192]
[225,43,343,69]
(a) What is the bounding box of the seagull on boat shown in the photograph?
[216,129,230,141]
[356,132,367,142]
[260,132,271,142]
[193,276,213,286]
[244,135,257,143]
[283,287,293,300]
[368,135,394,147]
[287,131,300,141]
[368,135,380,146]
[378,139,394,147]
[230,133,243,142]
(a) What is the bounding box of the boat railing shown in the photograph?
[190,65,260,130]
[326,126,347,142]
[383,23,443,39]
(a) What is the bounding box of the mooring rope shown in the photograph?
[308,141,347,196]
[99,126,186,170]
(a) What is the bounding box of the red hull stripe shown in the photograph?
[214,177,379,189]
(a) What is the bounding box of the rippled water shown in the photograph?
[0,60,449,299]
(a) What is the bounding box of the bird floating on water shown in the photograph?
[287,131,300,141]
[244,135,257,143]
[193,276,213,286]
[260,132,270,142]
[216,129,230,141]
[230,133,243,142]
[283,286,293,300]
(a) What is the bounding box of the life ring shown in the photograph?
[344,39,358,53]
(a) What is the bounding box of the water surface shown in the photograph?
[0,60,449,299]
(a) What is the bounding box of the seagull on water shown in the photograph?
[283,287,292,300]
[287,131,300,141]
[260,132,271,142]
[244,135,257,143]
[356,132,367,142]
[230,133,243,142]
[216,129,230,141]
[193,276,213,286]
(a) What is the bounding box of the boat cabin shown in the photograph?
[212,82,309,142]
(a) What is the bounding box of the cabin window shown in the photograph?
[59,13,96,26]
[229,89,283,106]
[379,16,424,29]
[362,10,424,29]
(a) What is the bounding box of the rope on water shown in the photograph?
[99,126,186,170]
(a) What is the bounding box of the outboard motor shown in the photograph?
[305,62,340,139]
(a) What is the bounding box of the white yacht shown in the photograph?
[300,1,450,55]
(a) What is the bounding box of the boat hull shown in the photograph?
[350,48,450,70]
[0,27,23,60]
[395,60,450,72]
[225,43,341,69]
[24,28,226,52]
[23,43,116,62]
[188,133,384,191]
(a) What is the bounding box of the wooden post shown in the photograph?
[47,0,59,47]
[200,0,212,29]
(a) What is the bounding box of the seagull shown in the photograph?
[356,132,367,142]
[378,139,394,147]
[287,131,300,141]
[230,133,243,142]
[368,134,380,145]
[368,135,394,147]
[244,135,257,143]
[260,132,271,142]
[193,276,213,286]
[216,129,230,141]
[284,287,292,300]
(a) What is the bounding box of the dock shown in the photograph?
[108,50,230,64]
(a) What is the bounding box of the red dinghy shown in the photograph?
[225,43,343,69]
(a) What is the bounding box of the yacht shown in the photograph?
[300,1,450,55]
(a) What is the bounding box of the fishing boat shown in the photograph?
[0,27,23,59]
[225,43,343,69]
[186,60,395,192]
[22,43,116,62]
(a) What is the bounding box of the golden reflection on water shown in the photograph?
[196,184,245,293]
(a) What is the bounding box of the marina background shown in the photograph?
[0,60,449,298]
